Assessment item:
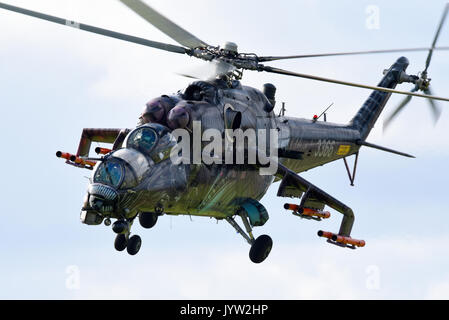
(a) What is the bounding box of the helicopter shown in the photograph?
[1,1,449,263]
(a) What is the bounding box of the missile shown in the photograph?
[284,203,330,219]
[302,207,331,219]
[317,230,365,248]
[284,203,300,211]
[332,234,366,247]
[317,230,334,239]
[56,151,72,161]
[95,147,112,155]
[70,155,97,167]
[56,151,96,168]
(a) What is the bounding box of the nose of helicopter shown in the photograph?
[89,196,105,212]
[87,183,119,214]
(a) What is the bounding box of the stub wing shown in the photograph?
[275,162,365,249]
[56,128,130,170]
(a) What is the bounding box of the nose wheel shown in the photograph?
[126,235,142,255]
[114,234,127,251]
[112,218,142,256]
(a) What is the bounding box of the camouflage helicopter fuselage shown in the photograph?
[67,57,409,257]
[3,0,444,260]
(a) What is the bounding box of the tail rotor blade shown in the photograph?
[424,3,449,72]
[424,88,442,124]
[383,95,413,131]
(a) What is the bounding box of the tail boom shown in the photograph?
[349,56,410,140]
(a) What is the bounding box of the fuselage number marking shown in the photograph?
[314,139,336,158]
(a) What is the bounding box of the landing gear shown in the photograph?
[126,235,142,255]
[112,219,130,234]
[226,213,273,264]
[139,212,158,229]
[249,235,273,264]
[111,218,142,255]
[114,234,127,251]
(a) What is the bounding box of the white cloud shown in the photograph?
[426,278,449,299]
[58,234,449,300]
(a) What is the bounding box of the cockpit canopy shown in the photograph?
[127,126,158,153]
[93,149,145,190]
[92,123,177,190]
[94,159,123,188]
[124,123,176,163]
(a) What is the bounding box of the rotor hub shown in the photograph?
[222,41,238,54]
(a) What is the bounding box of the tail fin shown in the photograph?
[349,57,409,140]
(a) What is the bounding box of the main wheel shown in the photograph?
[114,234,127,251]
[127,235,142,255]
[139,212,158,229]
[249,235,273,264]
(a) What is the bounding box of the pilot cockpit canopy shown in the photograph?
[126,126,158,153]
[124,123,177,163]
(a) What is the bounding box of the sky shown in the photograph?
[0,0,449,299]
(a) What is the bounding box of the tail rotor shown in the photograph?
[384,4,448,130]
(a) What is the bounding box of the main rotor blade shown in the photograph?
[258,47,449,62]
[260,65,449,102]
[0,2,189,55]
[424,87,442,123]
[424,3,449,72]
[118,0,208,49]
[383,88,416,131]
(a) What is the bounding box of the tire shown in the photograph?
[112,220,128,234]
[139,212,158,229]
[127,235,142,255]
[249,235,273,264]
[114,234,127,251]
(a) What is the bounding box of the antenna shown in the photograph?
[313,102,334,122]
[278,102,286,116]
